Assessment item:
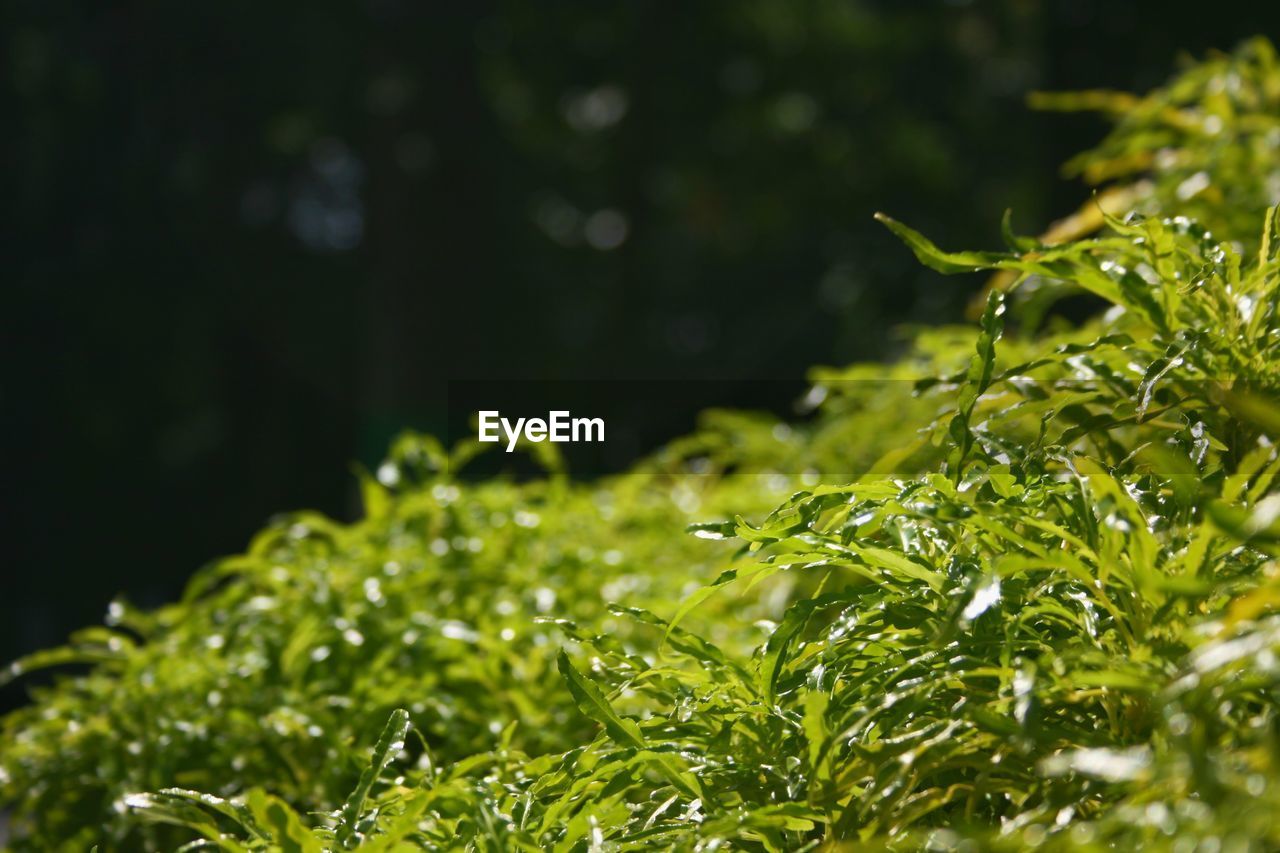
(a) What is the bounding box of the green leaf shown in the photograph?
[876,213,1013,274]
[557,651,703,801]
[245,790,322,853]
[336,709,411,848]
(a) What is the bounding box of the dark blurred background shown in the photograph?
[5,0,1278,708]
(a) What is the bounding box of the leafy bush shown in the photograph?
[4,39,1280,851]
[1032,36,1280,250]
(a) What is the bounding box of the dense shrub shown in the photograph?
[1032,36,1280,250]
[3,39,1280,851]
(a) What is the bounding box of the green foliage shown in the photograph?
[1031,36,1280,251]
[5,39,1280,851]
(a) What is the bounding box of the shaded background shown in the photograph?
[5,0,1278,708]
